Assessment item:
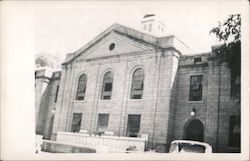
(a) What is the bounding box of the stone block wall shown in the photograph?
[35,69,60,138]
[173,54,240,152]
[52,46,180,152]
[43,51,240,153]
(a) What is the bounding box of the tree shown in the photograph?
[35,52,62,69]
[210,14,241,78]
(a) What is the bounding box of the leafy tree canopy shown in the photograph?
[210,14,241,77]
[35,52,62,69]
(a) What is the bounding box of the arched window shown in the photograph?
[131,68,144,99]
[101,71,113,100]
[76,74,87,100]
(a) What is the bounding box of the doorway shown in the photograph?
[183,119,204,142]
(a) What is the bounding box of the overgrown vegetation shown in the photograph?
[210,14,241,78]
[35,52,62,69]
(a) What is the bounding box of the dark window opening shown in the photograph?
[131,68,144,99]
[194,57,202,63]
[189,75,203,101]
[132,95,142,99]
[109,43,115,50]
[71,113,82,133]
[76,74,87,100]
[104,83,112,91]
[103,95,111,100]
[97,114,109,133]
[228,115,240,148]
[101,72,113,100]
[127,114,141,137]
[54,85,59,103]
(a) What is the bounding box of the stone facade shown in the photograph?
[35,23,240,153]
[35,69,61,139]
[173,54,240,153]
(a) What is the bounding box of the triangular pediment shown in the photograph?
[63,23,191,65]
[74,31,153,62]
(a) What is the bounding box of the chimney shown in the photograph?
[141,14,166,37]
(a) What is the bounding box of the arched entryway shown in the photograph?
[183,119,204,142]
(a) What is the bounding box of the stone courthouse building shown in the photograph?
[35,15,241,153]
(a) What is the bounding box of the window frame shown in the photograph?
[97,113,109,132]
[75,74,88,100]
[130,68,145,99]
[71,113,82,133]
[126,114,141,137]
[100,71,113,100]
[189,75,203,101]
[194,57,202,63]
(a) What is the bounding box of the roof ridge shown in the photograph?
[63,23,161,64]
[62,23,188,65]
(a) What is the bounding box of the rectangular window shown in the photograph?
[54,85,59,103]
[231,75,240,98]
[71,113,82,133]
[194,57,202,63]
[97,114,109,132]
[189,75,203,101]
[228,115,240,148]
[103,95,111,100]
[127,114,141,137]
[132,94,142,99]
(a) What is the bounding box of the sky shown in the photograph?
[34,0,245,61]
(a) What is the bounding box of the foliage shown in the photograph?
[210,14,241,43]
[210,14,241,78]
[35,52,62,69]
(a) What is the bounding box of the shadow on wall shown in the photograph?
[166,67,179,152]
[36,82,52,138]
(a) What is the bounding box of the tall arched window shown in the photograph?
[76,74,87,100]
[101,71,113,100]
[131,68,144,99]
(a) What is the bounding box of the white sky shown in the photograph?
[34,0,245,60]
